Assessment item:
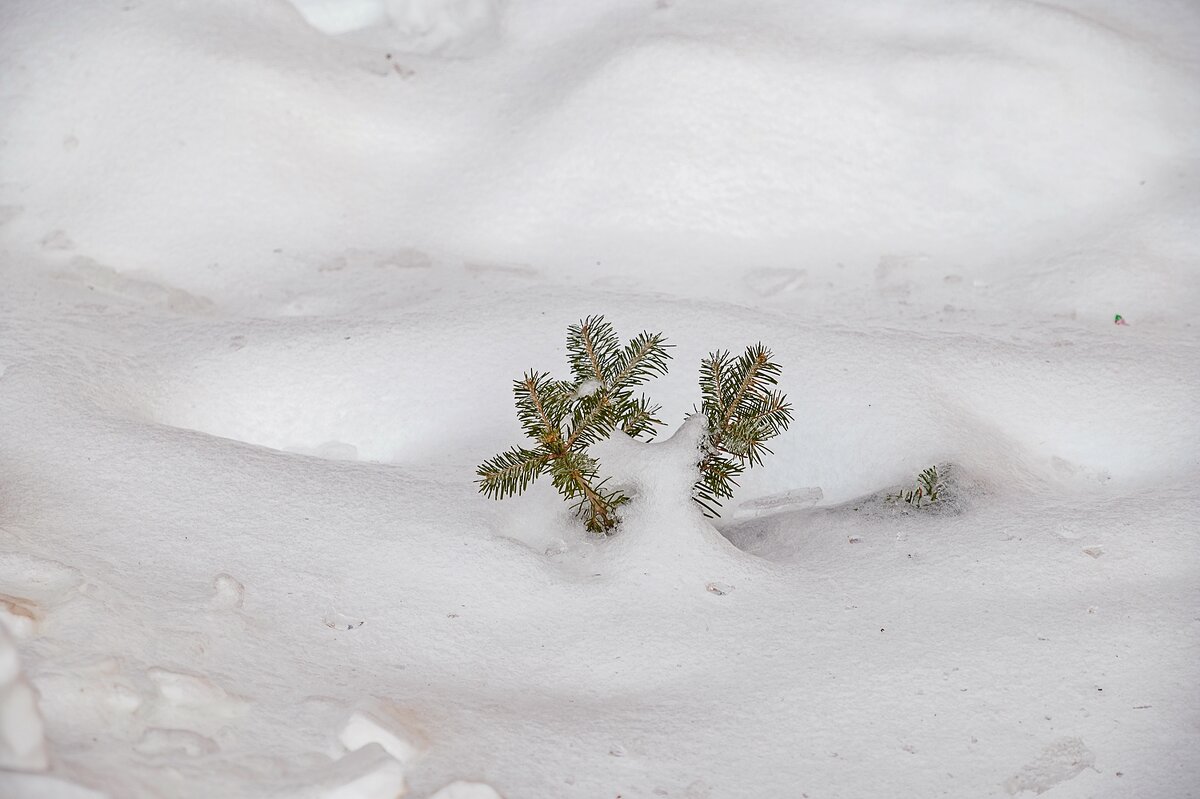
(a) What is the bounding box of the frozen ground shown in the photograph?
[1,0,1199,797]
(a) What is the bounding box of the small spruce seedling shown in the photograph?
[477,315,793,533]
[692,345,795,518]
[888,466,944,508]
[476,316,672,533]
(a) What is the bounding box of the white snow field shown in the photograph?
[1,0,1199,796]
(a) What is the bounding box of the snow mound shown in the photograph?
[1,0,1195,303]
[429,781,503,799]
[0,552,82,640]
[313,743,408,799]
[339,707,423,768]
[0,626,48,772]
[591,415,733,566]
[209,573,245,610]
[145,322,465,463]
[287,0,502,54]
[491,16,1190,251]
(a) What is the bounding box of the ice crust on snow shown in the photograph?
[733,486,824,517]
[0,0,1198,796]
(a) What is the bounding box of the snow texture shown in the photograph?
[314,743,408,799]
[428,781,503,799]
[1,0,1198,796]
[0,626,48,771]
[1003,737,1096,795]
[288,0,502,54]
[339,708,422,768]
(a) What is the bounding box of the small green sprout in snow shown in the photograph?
[888,466,945,508]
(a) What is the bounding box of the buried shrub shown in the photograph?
[888,465,945,508]
[476,315,792,533]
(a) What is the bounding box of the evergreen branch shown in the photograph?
[567,315,621,387]
[563,317,671,450]
[721,344,774,430]
[693,451,744,518]
[723,391,793,466]
[610,331,673,391]
[618,394,664,440]
[699,350,731,416]
[476,447,549,499]
[714,417,758,458]
[692,344,792,517]
[513,371,565,443]
[563,392,618,450]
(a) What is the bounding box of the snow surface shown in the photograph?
[0,625,48,772]
[1,0,1199,796]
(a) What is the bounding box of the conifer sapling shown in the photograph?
[888,466,944,507]
[477,316,793,532]
[476,316,671,533]
[692,345,795,517]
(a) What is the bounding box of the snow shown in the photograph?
[427,781,503,799]
[319,744,409,799]
[573,379,602,399]
[0,626,47,772]
[1002,737,1096,796]
[209,572,246,610]
[1,0,1199,797]
[339,708,423,767]
[289,0,502,54]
